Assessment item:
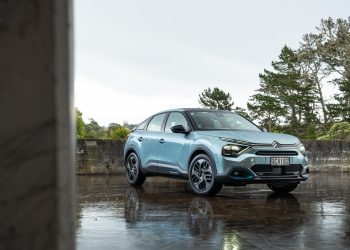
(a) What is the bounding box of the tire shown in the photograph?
[188,154,222,196]
[267,183,299,194]
[125,152,146,186]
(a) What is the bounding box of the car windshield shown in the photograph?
[188,111,261,131]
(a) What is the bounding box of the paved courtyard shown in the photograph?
[76,173,350,250]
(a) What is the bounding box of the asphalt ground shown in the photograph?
[76,173,350,250]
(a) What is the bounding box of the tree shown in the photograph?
[74,107,132,139]
[309,18,350,122]
[107,123,121,138]
[247,93,284,132]
[110,127,130,139]
[247,17,350,138]
[298,33,330,125]
[75,108,86,138]
[317,122,350,140]
[248,46,318,135]
[199,87,234,110]
[85,118,106,139]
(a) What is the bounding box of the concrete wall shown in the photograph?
[76,139,350,174]
[303,140,350,172]
[76,139,124,174]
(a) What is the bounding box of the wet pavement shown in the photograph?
[76,174,350,250]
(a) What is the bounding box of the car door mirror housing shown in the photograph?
[171,125,189,134]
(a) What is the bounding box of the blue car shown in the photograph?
[124,108,308,196]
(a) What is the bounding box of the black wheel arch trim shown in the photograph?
[188,146,217,173]
[124,146,141,165]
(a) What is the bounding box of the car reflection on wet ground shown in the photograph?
[76,174,350,250]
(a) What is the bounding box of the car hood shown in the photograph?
[196,130,300,145]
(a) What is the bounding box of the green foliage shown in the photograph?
[247,93,284,132]
[248,46,318,135]
[107,123,121,138]
[75,108,86,139]
[199,87,234,110]
[75,107,131,139]
[110,127,130,139]
[305,123,317,139]
[316,134,330,140]
[320,18,350,122]
[317,122,350,140]
[85,118,106,139]
[298,33,331,125]
[246,17,350,138]
[304,18,350,122]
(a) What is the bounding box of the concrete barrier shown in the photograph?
[76,139,350,174]
[76,139,124,174]
[303,140,350,172]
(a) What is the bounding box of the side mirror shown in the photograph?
[262,127,268,132]
[171,125,189,134]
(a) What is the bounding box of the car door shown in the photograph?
[157,112,190,175]
[139,113,167,173]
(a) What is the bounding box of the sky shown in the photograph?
[74,0,350,126]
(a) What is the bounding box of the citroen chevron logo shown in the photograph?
[272,141,281,148]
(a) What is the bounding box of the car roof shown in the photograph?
[156,108,236,113]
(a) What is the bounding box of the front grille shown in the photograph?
[251,164,303,176]
[255,151,298,156]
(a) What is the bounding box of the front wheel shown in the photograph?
[188,154,222,196]
[125,152,146,186]
[267,183,299,194]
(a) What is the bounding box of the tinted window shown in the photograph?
[165,112,189,132]
[147,113,166,132]
[189,111,260,131]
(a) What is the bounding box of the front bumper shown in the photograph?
[215,147,309,185]
[216,170,308,185]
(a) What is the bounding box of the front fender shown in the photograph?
[188,138,223,173]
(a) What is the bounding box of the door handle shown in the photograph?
[138,137,143,142]
[159,138,165,144]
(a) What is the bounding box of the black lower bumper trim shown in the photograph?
[216,175,308,185]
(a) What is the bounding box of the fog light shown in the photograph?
[230,168,255,180]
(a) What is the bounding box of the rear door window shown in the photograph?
[137,118,150,130]
[147,113,166,132]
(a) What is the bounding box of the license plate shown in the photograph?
[271,157,290,166]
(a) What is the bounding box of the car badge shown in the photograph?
[272,141,281,148]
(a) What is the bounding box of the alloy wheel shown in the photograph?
[126,154,139,182]
[190,158,214,192]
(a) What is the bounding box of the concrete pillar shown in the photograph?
[0,1,74,249]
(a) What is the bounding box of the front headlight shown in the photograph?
[298,144,306,156]
[222,144,248,157]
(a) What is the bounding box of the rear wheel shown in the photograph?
[189,154,222,196]
[125,152,146,186]
[267,183,299,194]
